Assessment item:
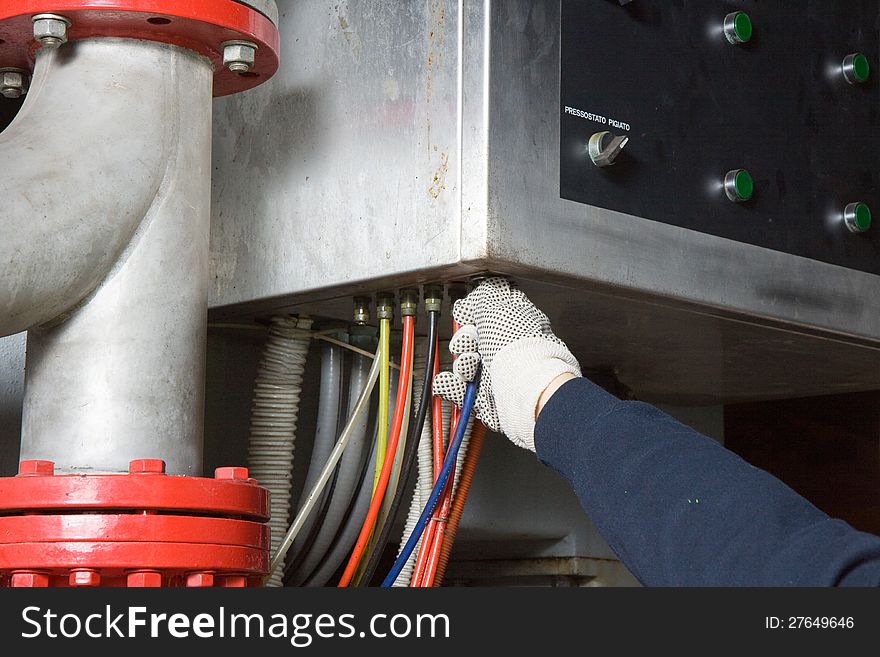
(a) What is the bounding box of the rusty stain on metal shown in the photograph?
[429,152,449,199]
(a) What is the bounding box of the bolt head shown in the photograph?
[0,70,28,98]
[223,41,257,73]
[186,572,215,588]
[18,460,55,476]
[33,15,71,48]
[127,571,163,588]
[129,459,166,474]
[70,570,101,587]
[215,466,249,481]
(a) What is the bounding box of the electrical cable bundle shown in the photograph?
[338,312,415,585]
[264,288,483,588]
[356,309,441,586]
[381,371,480,587]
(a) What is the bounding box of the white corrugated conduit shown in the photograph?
[247,315,313,587]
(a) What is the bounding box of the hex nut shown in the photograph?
[70,570,101,587]
[223,41,258,73]
[220,575,248,588]
[127,571,163,588]
[216,466,249,481]
[129,459,166,474]
[186,572,215,588]
[18,460,54,476]
[33,14,71,49]
[11,572,50,588]
[0,69,29,99]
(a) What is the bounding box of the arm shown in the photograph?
[535,376,880,586]
[434,278,880,587]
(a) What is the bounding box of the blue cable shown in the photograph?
[381,372,480,587]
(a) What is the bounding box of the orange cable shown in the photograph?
[431,422,486,586]
[418,319,463,586]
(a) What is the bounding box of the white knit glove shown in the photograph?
[433,278,581,452]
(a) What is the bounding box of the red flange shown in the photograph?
[0,1,280,96]
[0,460,271,588]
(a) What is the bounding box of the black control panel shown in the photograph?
[560,1,880,274]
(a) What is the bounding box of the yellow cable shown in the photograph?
[373,317,391,493]
[356,317,392,585]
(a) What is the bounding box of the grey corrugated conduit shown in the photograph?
[290,328,376,585]
[248,316,313,587]
[288,340,344,562]
[302,426,378,586]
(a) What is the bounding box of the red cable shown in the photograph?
[422,425,458,586]
[432,340,444,479]
[338,315,414,587]
[421,320,464,586]
[412,320,463,587]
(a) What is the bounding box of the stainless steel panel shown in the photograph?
[209,0,880,403]
[211,0,468,308]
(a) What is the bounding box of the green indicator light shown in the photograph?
[854,54,870,81]
[845,202,872,233]
[724,11,752,45]
[734,170,754,200]
[734,12,753,43]
[843,53,870,84]
[724,169,753,202]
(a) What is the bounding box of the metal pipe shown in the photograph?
[13,38,214,475]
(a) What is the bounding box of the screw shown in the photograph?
[215,466,249,481]
[0,68,29,99]
[18,460,55,476]
[222,40,258,74]
[32,14,71,49]
[129,459,166,474]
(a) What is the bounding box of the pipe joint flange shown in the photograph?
[0,1,280,96]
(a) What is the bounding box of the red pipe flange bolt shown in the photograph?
[0,460,271,588]
[0,1,280,96]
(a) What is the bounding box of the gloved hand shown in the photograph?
[433,277,581,451]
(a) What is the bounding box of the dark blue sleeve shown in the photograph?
[534,377,880,586]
